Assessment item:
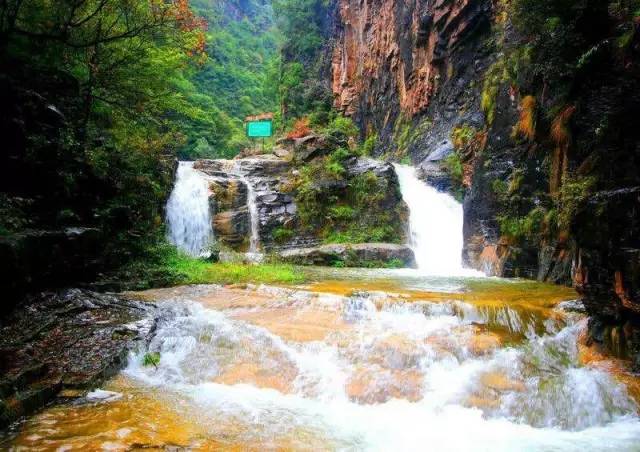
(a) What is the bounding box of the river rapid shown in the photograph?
[3,269,640,451]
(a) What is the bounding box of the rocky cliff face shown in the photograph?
[194,157,302,251]
[325,0,640,366]
[331,0,491,146]
[192,132,409,264]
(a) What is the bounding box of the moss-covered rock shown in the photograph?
[278,243,416,268]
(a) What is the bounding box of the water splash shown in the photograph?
[165,161,213,257]
[9,282,640,450]
[394,164,482,276]
[119,288,640,450]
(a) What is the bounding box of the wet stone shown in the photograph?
[0,289,158,429]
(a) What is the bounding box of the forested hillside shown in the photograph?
[0,0,280,298]
[183,0,280,158]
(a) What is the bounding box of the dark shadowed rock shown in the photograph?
[0,289,158,428]
[0,228,102,314]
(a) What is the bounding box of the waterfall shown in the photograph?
[165,161,213,257]
[394,164,481,276]
[235,162,261,254]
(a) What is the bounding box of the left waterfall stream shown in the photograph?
[165,161,213,258]
[3,270,640,451]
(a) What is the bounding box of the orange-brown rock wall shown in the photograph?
[331,0,491,130]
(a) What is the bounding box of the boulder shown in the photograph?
[293,134,348,163]
[278,243,416,268]
[0,289,158,428]
[273,147,292,159]
[209,178,247,211]
[213,208,250,247]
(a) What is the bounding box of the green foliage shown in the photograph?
[143,352,161,369]
[393,117,413,154]
[272,0,332,122]
[322,147,352,178]
[443,151,464,192]
[498,207,547,242]
[95,238,305,289]
[451,125,478,150]
[492,179,509,200]
[329,205,355,221]
[272,226,295,243]
[294,141,406,244]
[0,0,204,261]
[323,116,359,139]
[481,60,507,125]
[181,0,281,158]
[360,133,378,156]
[273,0,325,61]
[385,258,405,269]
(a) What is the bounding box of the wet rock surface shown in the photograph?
[194,151,407,254]
[0,289,157,429]
[278,243,416,268]
[195,157,301,251]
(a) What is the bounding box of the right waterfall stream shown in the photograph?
[394,164,481,276]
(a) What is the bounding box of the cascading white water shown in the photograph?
[13,281,640,449]
[165,161,213,257]
[119,286,640,450]
[394,164,480,276]
[235,162,260,254]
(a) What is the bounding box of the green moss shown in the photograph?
[481,60,507,125]
[498,207,547,242]
[556,175,596,231]
[272,227,295,243]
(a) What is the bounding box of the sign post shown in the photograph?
[245,113,274,153]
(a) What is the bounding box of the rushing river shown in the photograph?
[3,270,640,451]
[4,164,640,450]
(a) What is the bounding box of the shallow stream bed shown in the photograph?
[3,269,640,451]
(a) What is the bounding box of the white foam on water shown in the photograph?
[165,161,213,257]
[122,293,640,451]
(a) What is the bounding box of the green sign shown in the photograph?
[246,120,273,138]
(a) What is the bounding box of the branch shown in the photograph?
[69,0,109,28]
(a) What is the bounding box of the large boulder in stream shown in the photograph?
[278,243,416,268]
[0,289,158,428]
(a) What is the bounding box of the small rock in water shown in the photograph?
[85,389,123,402]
